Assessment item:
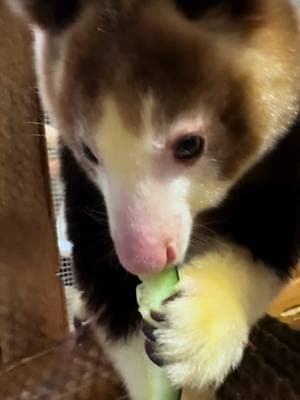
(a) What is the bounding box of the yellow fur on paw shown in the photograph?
[155,266,249,390]
[148,243,281,392]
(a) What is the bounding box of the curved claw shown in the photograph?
[142,320,157,342]
[145,339,165,367]
[73,316,83,331]
[142,292,182,368]
[162,291,182,305]
[150,310,166,323]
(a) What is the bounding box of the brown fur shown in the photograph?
[25,0,300,182]
[9,0,300,181]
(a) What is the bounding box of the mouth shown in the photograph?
[113,235,180,276]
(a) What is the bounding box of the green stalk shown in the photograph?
[137,267,182,400]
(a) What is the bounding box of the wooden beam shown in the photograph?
[0,3,68,364]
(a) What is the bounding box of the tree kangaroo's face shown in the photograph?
[10,0,300,274]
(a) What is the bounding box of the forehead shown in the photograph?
[60,1,235,127]
[48,0,299,155]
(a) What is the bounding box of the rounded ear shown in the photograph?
[8,0,82,31]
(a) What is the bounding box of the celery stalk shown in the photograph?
[137,268,182,400]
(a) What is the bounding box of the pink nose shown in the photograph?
[115,237,177,276]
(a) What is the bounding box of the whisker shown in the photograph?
[84,208,108,225]
[25,121,46,126]
[85,207,108,217]
[22,132,46,138]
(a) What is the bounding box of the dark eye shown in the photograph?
[173,134,205,163]
[82,143,99,164]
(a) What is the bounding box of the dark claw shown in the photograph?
[145,340,165,367]
[73,316,83,331]
[142,320,157,342]
[150,310,166,323]
[162,291,182,305]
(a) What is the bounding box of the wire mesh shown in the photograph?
[45,123,75,329]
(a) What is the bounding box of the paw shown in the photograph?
[142,274,249,390]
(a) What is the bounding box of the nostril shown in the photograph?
[166,243,177,265]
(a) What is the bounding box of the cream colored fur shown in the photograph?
[96,95,234,214]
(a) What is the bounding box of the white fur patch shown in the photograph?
[96,329,149,400]
[33,28,49,110]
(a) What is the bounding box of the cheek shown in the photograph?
[188,159,230,215]
[96,169,108,193]
[189,180,226,215]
